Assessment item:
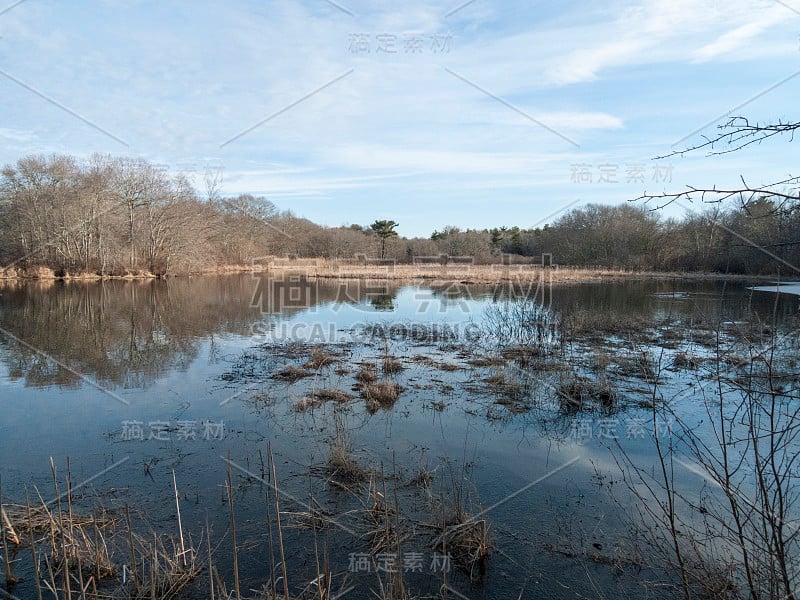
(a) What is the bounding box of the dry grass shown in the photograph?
[1,472,200,600]
[437,362,461,371]
[364,475,403,554]
[466,355,505,367]
[250,261,769,284]
[3,501,118,587]
[272,365,313,382]
[430,400,446,412]
[355,364,379,383]
[673,351,704,370]
[613,351,657,381]
[304,346,336,370]
[484,370,525,403]
[294,396,323,412]
[361,380,404,413]
[382,357,405,374]
[427,469,491,581]
[722,353,750,368]
[325,416,368,486]
[313,388,355,403]
[295,388,354,412]
[557,375,617,411]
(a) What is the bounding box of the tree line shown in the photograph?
[0,153,797,276]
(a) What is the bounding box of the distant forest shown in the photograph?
[0,153,797,276]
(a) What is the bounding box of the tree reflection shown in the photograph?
[0,276,267,389]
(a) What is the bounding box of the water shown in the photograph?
[0,275,798,599]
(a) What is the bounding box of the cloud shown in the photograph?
[694,8,788,62]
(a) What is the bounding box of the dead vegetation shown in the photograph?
[382,357,405,374]
[613,351,657,382]
[324,415,368,487]
[361,380,404,413]
[672,351,704,369]
[272,365,313,382]
[557,375,617,411]
[312,388,354,403]
[427,468,491,581]
[1,465,200,600]
[304,346,336,370]
[355,364,379,384]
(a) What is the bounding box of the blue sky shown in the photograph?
[0,0,798,236]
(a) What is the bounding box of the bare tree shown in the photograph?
[637,117,800,212]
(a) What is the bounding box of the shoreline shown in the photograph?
[0,263,794,285]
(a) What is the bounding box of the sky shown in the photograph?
[0,0,798,237]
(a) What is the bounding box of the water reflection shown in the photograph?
[0,275,795,390]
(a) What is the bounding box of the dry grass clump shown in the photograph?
[355,364,379,383]
[437,362,461,371]
[361,380,404,413]
[2,467,201,600]
[304,346,336,370]
[562,309,652,340]
[282,499,333,532]
[328,445,367,486]
[484,373,507,386]
[410,354,436,365]
[272,365,313,382]
[557,375,616,411]
[467,355,504,367]
[494,396,530,414]
[484,370,525,403]
[429,489,491,580]
[364,476,404,554]
[723,353,750,368]
[613,352,657,381]
[673,351,703,369]
[430,399,446,412]
[324,418,368,487]
[3,501,118,586]
[294,388,354,412]
[593,351,613,371]
[382,357,405,374]
[500,345,543,367]
[294,396,322,412]
[434,517,490,581]
[121,531,200,600]
[313,388,354,403]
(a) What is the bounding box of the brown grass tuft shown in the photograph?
[361,380,403,412]
[557,375,616,411]
[272,365,313,382]
[382,357,405,374]
[304,346,336,370]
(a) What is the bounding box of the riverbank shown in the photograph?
[0,261,791,285]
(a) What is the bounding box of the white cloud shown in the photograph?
[694,8,788,61]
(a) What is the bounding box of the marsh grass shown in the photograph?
[361,380,404,413]
[427,466,491,581]
[312,388,354,403]
[466,355,505,367]
[0,462,202,600]
[437,362,460,372]
[672,351,704,370]
[272,365,313,382]
[557,375,617,412]
[381,357,405,374]
[304,346,336,370]
[364,474,405,555]
[613,351,657,382]
[355,364,378,384]
[324,414,368,487]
